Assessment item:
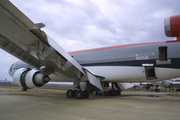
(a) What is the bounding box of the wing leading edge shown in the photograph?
[0,0,103,91]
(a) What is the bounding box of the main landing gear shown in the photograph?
[105,82,121,96]
[66,89,89,99]
[105,89,121,96]
[95,82,122,96]
[95,89,121,96]
[155,86,160,92]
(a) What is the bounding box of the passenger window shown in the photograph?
[159,46,167,61]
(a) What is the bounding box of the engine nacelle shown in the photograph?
[13,68,50,89]
[164,15,180,39]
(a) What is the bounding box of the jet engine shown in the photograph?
[13,68,50,89]
[164,15,180,38]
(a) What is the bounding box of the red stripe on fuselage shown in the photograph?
[68,40,180,54]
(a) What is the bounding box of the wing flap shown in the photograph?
[86,71,103,92]
[0,33,42,69]
[47,36,84,74]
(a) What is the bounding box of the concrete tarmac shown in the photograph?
[0,87,180,120]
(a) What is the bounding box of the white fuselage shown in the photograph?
[48,66,180,83]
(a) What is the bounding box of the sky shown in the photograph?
[0,0,180,80]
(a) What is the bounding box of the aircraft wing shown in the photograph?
[0,0,103,91]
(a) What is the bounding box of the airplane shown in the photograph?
[145,78,180,92]
[132,83,147,89]
[0,0,180,99]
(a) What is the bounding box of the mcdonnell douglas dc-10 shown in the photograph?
[0,1,180,99]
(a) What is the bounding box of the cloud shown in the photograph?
[1,0,180,80]
[0,49,18,80]
[9,0,180,50]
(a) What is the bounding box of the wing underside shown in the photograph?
[0,0,104,91]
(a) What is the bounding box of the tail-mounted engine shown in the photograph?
[13,68,50,89]
[164,15,180,40]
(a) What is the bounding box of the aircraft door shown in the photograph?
[159,46,167,61]
[143,64,157,80]
[156,46,171,65]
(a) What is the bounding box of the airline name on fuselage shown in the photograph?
[136,56,149,60]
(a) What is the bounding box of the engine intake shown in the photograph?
[13,68,50,89]
[164,15,180,40]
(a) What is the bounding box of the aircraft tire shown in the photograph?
[108,90,112,96]
[116,90,121,96]
[110,90,116,96]
[75,90,83,99]
[104,91,109,96]
[66,89,74,98]
[22,88,27,91]
[83,90,89,98]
